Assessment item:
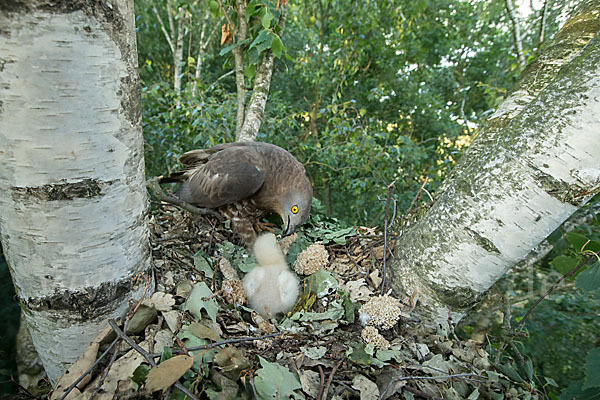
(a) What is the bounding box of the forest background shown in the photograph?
[0,0,598,398]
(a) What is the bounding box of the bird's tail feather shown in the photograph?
[158,171,187,184]
[253,233,286,267]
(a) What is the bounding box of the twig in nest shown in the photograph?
[381,181,397,295]
[322,359,343,400]
[58,337,120,400]
[108,319,199,400]
[146,177,223,220]
[378,373,486,400]
[317,365,325,400]
[150,332,286,358]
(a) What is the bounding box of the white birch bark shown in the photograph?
[233,0,248,137]
[389,5,600,329]
[0,1,152,383]
[236,51,274,142]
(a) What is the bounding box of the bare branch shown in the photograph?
[108,320,199,400]
[151,1,175,53]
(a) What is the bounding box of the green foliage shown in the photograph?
[583,348,600,391]
[254,356,302,400]
[183,282,219,323]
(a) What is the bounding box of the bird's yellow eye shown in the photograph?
[291,205,299,214]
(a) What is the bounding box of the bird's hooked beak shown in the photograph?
[282,215,295,237]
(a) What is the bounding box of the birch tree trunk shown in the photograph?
[0,0,152,383]
[389,3,600,329]
[235,2,288,142]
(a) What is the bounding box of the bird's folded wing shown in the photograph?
[178,159,265,207]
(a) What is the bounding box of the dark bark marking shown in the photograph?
[19,266,153,320]
[11,178,114,201]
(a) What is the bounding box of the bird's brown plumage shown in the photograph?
[161,142,313,246]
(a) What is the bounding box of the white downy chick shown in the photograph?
[242,233,300,319]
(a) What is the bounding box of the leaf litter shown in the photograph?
[42,203,530,399]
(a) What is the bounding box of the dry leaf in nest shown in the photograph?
[143,292,175,312]
[369,270,382,288]
[163,310,182,333]
[84,341,150,399]
[145,355,194,393]
[51,325,113,399]
[343,279,373,302]
[294,243,328,275]
[251,312,276,333]
[372,242,394,260]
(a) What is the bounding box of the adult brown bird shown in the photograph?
[161,141,313,246]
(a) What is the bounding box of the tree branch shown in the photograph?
[237,3,288,141]
[151,1,174,54]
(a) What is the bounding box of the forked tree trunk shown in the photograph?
[0,1,152,383]
[389,3,600,329]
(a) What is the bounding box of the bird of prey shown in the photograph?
[161,141,313,246]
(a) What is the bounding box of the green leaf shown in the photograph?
[256,32,273,55]
[550,255,579,275]
[261,10,273,29]
[346,342,374,366]
[219,43,237,56]
[306,269,339,297]
[575,262,600,293]
[566,232,600,253]
[495,362,524,383]
[544,376,558,387]
[520,357,534,382]
[560,381,599,400]
[208,0,220,16]
[193,251,213,278]
[183,282,219,323]
[254,356,301,399]
[160,346,173,363]
[583,347,600,390]
[249,29,269,50]
[271,33,284,58]
[131,364,150,389]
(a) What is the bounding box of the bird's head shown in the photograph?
[279,184,313,237]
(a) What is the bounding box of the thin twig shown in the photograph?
[149,332,285,358]
[516,252,596,329]
[108,319,199,400]
[322,359,343,400]
[58,337,119,400]
[90,341,120,399]
[407,177,429,213]
[381,181,396,295]
[317,365,325,400]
